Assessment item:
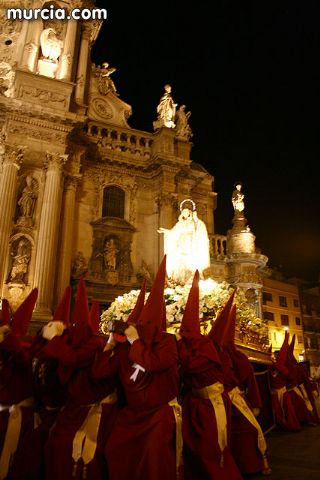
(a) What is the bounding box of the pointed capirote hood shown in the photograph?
[11,288,38,337]
[274,331,289,375]
[137,255,167,344]
[70,277,92,346]
[89,301,100,335]
[222,303,237,347]
[112,280,147,344]
[53,286,72,326]
[207,289,236,345]
[129,279,146,325]
[71,277,90,327]
[223,303,253,381]
[0,299,11,326]
[180,270,201,338]
[287,334,297,366]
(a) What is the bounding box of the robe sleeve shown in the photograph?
[129,335,178,372]
[0,332,30,364]
[41,334,101,368]
[92,348,119,380]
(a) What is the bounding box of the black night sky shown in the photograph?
[92,1,320,283]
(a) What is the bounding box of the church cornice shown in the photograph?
[7,113,75,133]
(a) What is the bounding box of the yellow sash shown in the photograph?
[272,386,287,421]
[228,387,267,458]
[168,398,183,479]
[0,397,34,480]
[296,385,313,413]
[72,391,117,478]
[192,381,228,461]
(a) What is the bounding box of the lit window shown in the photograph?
[263,311,275,321]
[279,296,287,307]
[102,186,125,218]
[263,292,273,304]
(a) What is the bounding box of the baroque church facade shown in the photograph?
[0,0,268,330]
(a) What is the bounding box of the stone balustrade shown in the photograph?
[210,234,227,257]
[86,123,153,159]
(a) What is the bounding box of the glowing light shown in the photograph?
[199,278,218,294]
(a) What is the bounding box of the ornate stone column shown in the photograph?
[0,147,24,290]
[56,19,78,81]
[55,173,81,302]
[33,153,68,317]
[75,24,91,104]
[20,20,43,72]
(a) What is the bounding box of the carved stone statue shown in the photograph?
[40,27,63,62]
[232,183,245,213]
[118,247,133,283]
[18,176,37,219]
[72,251,87,278]
[97,62,118,95]
[9,238,31,283]
[136,259,152,284]
[103,238,119,271]
[153,84,177,130]
[175,105,193,140]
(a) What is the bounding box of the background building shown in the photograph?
[262,275,304,360]
[300,284,320,376]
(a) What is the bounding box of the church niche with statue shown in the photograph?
[0,1,270,362]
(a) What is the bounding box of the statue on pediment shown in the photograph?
[232,182,245,213]
[175,105,193,140]
[153,84,177,130]
[97,62,118,96]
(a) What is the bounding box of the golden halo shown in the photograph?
[180,198,196,212]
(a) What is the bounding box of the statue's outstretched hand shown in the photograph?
[157,227,168,234]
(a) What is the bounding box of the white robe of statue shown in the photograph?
[159,204,210,285]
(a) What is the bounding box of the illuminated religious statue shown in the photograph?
[40,27,63,62]
[232,182,245,213]
[97,62,118,95]
[175,105,193,140]
[158,199,210,284]
[153,84,177,130]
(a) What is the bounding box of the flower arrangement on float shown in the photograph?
[100,279,269,349]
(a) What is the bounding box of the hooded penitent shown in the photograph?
[10,288,38,338]
[180,269,221,363]
[53,285,72,327]
[207,289,236,347]
[89,301,100,336]
[114,279,147,343]
[70,277,92,347]
[274,331,289,376]
[0,298,11,326]
[129,279,147,325]
[223,304,254,383]
[137,255,167,345]
[180,270,201,338]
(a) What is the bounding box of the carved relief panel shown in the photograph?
[88,217,135,286]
